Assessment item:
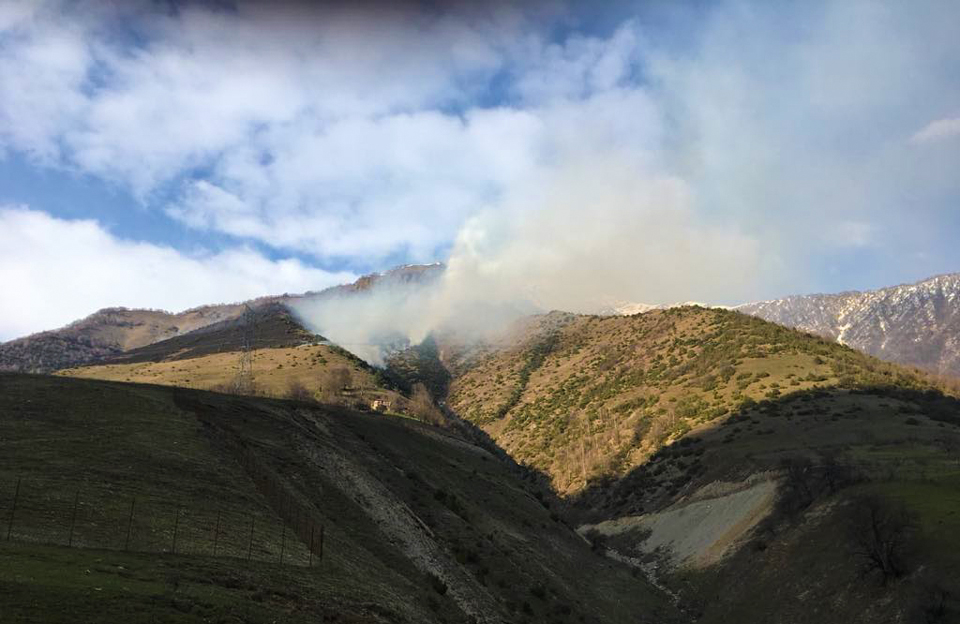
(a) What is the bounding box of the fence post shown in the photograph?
[213,509,221,557]
[309,523,314,567]
[279,524,286,565]
[172,503,181,554]
[246,517,255,564]
[6,477,21,541]
[319,524,324,563]
[124,497,135,550]
[67,490,79,547]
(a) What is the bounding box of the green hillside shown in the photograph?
[446,307,946,496]
[0,373,679,624]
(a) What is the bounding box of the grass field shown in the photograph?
[57,343,407,411]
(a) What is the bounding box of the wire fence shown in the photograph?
[1,477,323,567]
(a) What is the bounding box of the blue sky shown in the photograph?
[1,0,959,340]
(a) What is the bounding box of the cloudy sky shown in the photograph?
[1,0,959,341]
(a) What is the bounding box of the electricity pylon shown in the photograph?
[233,304,256,394]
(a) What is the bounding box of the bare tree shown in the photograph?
[779,456,816,513]
[410,383,447,426]
[849,495,915,584]
[286,379,313,402]
[819,450,855,494]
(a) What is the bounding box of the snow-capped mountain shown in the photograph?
[737,273,960,376]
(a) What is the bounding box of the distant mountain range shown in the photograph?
[2,264,958,378]
[737,273,960,377]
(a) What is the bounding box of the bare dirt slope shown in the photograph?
[581,476,778,568]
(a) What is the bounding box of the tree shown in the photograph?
[819,450,855,494]
[780,456,816,513]
[849,495,915,584]
[286,379,313,402]
[410,383,447,426]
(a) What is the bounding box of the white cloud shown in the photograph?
[911,117,960,144]
[0,0,959,345]
[0,206,354,341]
[0,2,90,162]
[0,1,538,191]
[168,107,546,262]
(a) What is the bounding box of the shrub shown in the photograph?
[286,379,313,402]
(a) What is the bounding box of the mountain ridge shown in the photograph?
[0,263,444,373]
[737,272,960,376]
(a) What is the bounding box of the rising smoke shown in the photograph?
[288,0,960,364]
[290,131,762,363]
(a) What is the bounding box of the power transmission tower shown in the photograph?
[234,304,256,394]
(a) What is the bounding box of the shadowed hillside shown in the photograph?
[573,385,960,623]
[107,302,316,364]
[29,304,960,623]
[0,373,679,624]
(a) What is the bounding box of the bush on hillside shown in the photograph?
[286,379,313,402]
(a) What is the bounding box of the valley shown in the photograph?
[4,273,960,623]
[4,5,957,622]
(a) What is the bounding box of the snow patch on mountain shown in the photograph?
[738,273,960,376]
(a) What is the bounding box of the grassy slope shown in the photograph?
[18,303,960,622]
[659,402,960,624]
[0,373,679,624]
[55,304,407,410]
[56,343,398,404]
[446,307,943,496]
[574,385,960,518]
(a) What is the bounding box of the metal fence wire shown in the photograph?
[2,477,324,567]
